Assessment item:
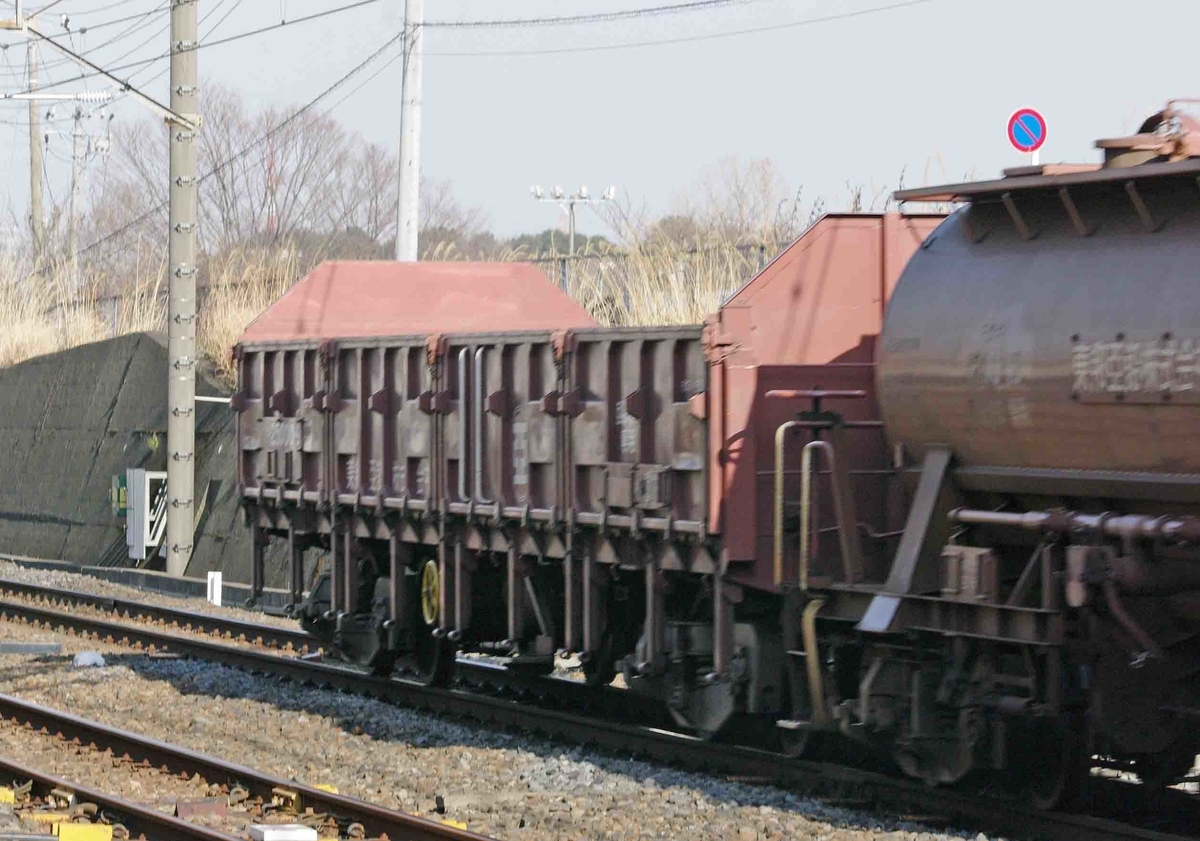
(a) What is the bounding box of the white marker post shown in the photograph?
[207,571,223,606]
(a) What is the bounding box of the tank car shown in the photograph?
[235,105,1200,809]
[866,103,1200,802]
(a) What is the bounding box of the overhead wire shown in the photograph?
[79,24,408,256]
[8,0,233,124]
[129,0,241,88]
[68,0,935,249]
[418,0,769,28]
[2,39,22,185]
[294,0,932,108]
[425,0,934,56]
[55,0,149,14]
[2,0,377,96]
[41,145,56,208]
[0,2,171,80]
[65,5,175,35]
[5,0,930,94]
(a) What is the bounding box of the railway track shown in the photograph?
[0,581,1195,841]
[0,578,314,652]
[0,577,672,727]
[0,753,244,841]
[0,692,489,841]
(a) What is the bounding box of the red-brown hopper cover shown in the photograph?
[239,261,597,344]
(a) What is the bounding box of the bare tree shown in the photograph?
[79,84,487,290]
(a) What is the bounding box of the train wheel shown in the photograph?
[369,651,398,678]
[1135,746,1195,791]
[780,727,824,760]
[1026,716,1085,811]
[581,633,617,687]
[415,634,455,687]
[420,560,440,627]
[413,559,455,686]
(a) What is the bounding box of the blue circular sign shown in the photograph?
[1008,108,1047,153]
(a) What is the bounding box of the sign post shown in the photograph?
[1008,107,1047,166]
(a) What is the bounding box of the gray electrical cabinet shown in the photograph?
[125,468,168,561]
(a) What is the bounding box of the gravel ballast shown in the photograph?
[0,560,299,629]
[0,619,991,841]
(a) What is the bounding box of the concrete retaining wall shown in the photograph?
[0,332,296,590]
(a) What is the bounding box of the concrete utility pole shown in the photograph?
[26,17,43,268]
[166,0,200,578]
[394,0,424,261]
[67,105,81,290]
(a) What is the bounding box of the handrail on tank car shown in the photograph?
[774,433,859,590]
[799,441,863,590]
[771,390,866,590]
[774,420,801,589]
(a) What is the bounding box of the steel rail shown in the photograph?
[0,578,313,651]
[0,693,489,841]
[0,578,671,727]
[0,596,1193,841]
[0,755,239,841]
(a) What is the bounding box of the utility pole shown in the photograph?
[394,0,424,261]
[67,105,81,290]
[166,0,200,578]
[32,96,112,284]
[266,135,278,238]
[26,16,43,269]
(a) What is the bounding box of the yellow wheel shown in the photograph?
[420,560,439,627]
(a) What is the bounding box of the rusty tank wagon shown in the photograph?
[234,105,1200,809]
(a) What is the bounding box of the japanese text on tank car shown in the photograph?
[1072,337,1198,395]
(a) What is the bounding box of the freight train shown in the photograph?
[235,105,1200,809]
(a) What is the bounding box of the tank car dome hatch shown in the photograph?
[1096,100,1200,168]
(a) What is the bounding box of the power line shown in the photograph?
[0,3,170,79]
[79,26,407,256]
[72,0,934,250]
[419,0,766,28]
[63,0,151,15]
[24,23,188,127]
[425,0,934,56]
[2,0,377,96]
[126,0,244,89]
[64,5,172,35]
[195,0,243,47]
[28,0,69,20]
[316,0,913,106]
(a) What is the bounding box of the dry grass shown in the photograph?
[0,253,157,368]
[0,231,779,383]
[563,244,764,326]
[195,248,301,381]
[0,247,300,385]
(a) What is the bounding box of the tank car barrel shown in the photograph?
[950,508,1200,542]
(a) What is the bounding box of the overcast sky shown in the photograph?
[0,0,1194,241]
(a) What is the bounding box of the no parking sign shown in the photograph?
[1008,108,1047,161]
